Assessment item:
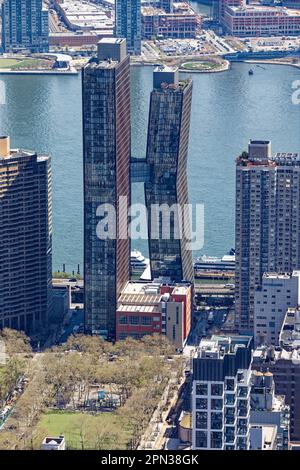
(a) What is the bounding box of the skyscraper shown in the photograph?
[82,39,131,339]
[0,136,52,334]
[145,66,194,283]
[235,140,300,333]
[115,0,141,55]
[1,0,49,53]
[192,335,253,450]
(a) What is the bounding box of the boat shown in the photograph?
[130,250,149,272]
[248,69,254,75]
[194,251,235,280]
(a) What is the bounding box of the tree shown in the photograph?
[1,328,32,356]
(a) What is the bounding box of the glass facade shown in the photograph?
[83,43,131,339]
[145,74,194,283]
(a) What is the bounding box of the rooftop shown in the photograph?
[195,334,253,359]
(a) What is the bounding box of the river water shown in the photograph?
[0,62,299,272]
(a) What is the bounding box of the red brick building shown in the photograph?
[116,281,192,348]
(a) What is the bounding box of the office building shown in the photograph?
[0,136,52,334]
[115,0,141,55]
[235,140,300,333]
[252,346,300,441]
[250,371,290,450]
[116,279,192,348]
[192,335,253,450]
[82,38,131,339]
[145,66,194,283]
[1,0,49,53]
[254,271,300,347]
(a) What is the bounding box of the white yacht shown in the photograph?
[130,250,149,271]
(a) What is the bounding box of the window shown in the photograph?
[196,383,208,396]
[211,412,223,430]
[119,316,127,324]
[129,316,139,325]
[211,431,222,449]
[211,384,223,396]
[196,398,207,410]
[141,316,152,325]
[225,379,235,391]
[196,431,207,449]
[211,399,223,410]
[196,412,207,429]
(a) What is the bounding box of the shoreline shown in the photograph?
[243,58,300,69]
[0,69,78,75]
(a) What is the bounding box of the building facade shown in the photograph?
[83,39,131,339]
[192,335,253,450]
[141,4,201,39]
[0,136,52,335]
[116,279,192,348]
[1,0,49,53]
[254,272,300,347]
[145,66,194,283]
[252,346,300,442]
[115,0,141,55]
[235,140,300,333]
[250,370,290,450]
[223,5,300,36]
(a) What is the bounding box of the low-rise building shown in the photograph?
[141,2,201,39]
[116,279,192,348]
[223,5,300,37]
[41,435,66,450]
[192,335,253,450]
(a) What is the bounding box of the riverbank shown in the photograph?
[132,56,230,73]
[0,69,78,75]
[244,58,300,69]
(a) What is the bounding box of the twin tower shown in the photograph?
[82,38,194,339]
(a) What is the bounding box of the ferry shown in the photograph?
[130,250,149,272]
[194,250,235,280]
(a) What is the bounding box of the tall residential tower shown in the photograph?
[1,0,49,53]
[145,66,194,283]
[115,0,141,55]
[82,39,131,339]
[235,140,300,333]
[0,136,52,334]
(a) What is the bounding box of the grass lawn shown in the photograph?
[181,61,219,71]
[0,59,20,68]
[0,58,51,70]
[34,411,133,450]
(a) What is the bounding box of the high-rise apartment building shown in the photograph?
[235,140,300,333]
[192,335,253,450]
[115,0,141,55]
[82,38,131,339]
[254,271,300,346]
[1,0,49,53]
[0,136,52,334]
[145,66,194,283]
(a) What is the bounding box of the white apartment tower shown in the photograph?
[254,271,300,346]
[235,140,300,333]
